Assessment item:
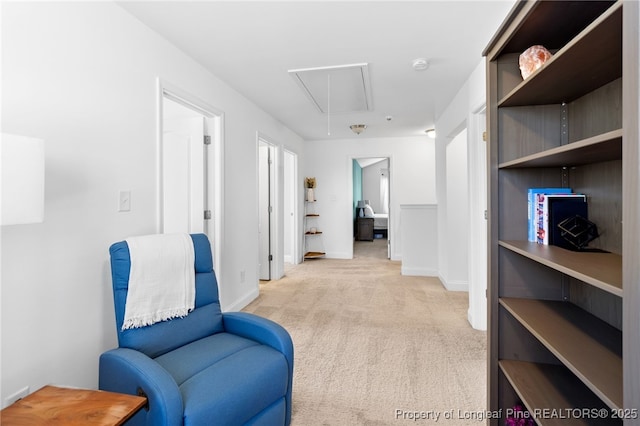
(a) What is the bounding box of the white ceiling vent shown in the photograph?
[288,63,372,114]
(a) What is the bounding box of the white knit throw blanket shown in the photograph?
[122,233,195,330]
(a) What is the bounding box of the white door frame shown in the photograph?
[258,139,274,280]
[257,133,284,280]
[157,79,225,278]
[349,155,393,259]
[467,104,488,330]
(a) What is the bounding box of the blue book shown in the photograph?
[527,188,572,242]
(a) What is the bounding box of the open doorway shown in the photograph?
[258,138,275,281]
[353,157,390,259]
[159,80,224,275]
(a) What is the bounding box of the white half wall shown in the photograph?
[400,204,438,277]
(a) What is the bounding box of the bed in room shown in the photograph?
[364,204,388,237]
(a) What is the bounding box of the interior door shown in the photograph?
[162,115,206,234]
[258,141,274,280]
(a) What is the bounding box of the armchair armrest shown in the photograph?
[223,312,294,425]
[99,348,183,426]
[222,312,293,368]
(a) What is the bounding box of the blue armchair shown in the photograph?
[99,233,293,425]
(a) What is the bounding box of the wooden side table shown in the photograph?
[357,217,374,241]
[0,385,147,425]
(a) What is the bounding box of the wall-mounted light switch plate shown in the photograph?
[118,190,131,212]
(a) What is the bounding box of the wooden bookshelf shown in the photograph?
[484,1,638,423]
[303,195,325,261]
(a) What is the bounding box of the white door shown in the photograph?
[283,150,298,264]
[162,115,205,234]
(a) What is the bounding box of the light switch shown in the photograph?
[118,190,131,212]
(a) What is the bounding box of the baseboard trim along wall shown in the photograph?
[438,275,468,292]
[401,266,438,277]
[223,287,259,312]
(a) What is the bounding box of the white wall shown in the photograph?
[304,136,436,260]
[283,151,296,264]
[435,59,488,328]
[1,1,304,403]
[445,129,469,289]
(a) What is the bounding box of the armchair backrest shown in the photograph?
[109,233,224,358]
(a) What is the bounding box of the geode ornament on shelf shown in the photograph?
[519,45,553,80]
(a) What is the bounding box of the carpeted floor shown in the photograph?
[244,239,487,425]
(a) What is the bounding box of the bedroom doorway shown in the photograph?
[353,157,391,259]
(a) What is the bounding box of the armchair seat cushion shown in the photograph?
[152,332,289,424]
[180,343,289,425]
[154,333,259,386]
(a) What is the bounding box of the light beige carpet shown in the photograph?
[244,239,487,425]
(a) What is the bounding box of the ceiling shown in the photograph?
[119,1,516,141]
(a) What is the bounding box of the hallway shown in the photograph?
[246,239,486,425]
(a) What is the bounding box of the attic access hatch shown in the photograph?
[288,63,373,114]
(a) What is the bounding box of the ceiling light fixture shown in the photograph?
[425,128,436,138]
[350,124,367,135]
[412,58,429,71]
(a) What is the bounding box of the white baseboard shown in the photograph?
[438,274,468,292]
[401,266,438,277]
[325,251,352,259]
[467,309,487,331]
[222,287,259,312]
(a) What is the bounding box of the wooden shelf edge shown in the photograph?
[498,2,622,107]
[499,129,622,169]
[499,241,622,296]
[499,360,619,426]
[499,298,622,410]
[304,251,325,259]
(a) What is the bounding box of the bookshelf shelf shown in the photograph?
[303,251,325,259]
[499,241,622,296]
[499,129,622,169]
[499,360,620,426]
[498,3,622,108]
[500,298,622,410]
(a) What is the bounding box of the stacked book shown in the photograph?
[528,188,587,249]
